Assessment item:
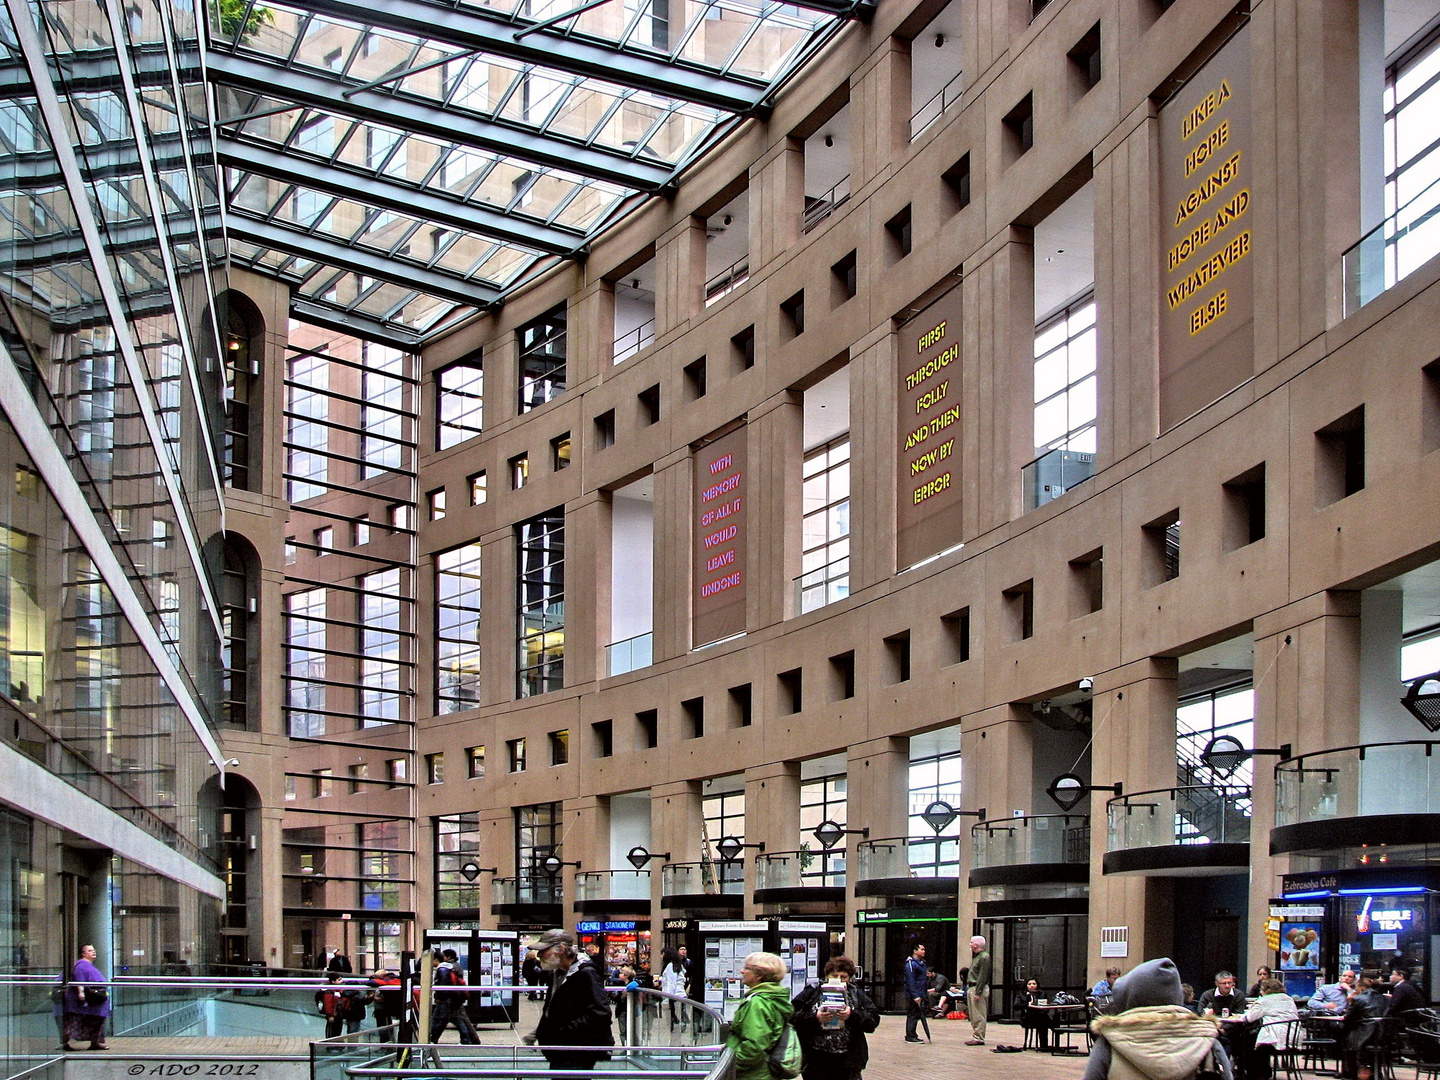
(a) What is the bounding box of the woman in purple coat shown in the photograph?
[63,944,111,1050]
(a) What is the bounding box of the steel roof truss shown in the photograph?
[208,52,673,190]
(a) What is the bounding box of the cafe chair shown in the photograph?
[1410,1026,1440,1080]
[1301,1013,1342,1076]
[1048,1002,1092,1056]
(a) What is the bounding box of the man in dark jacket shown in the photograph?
[1342,976,1389,1079]
[527,928,615,1069]
[792,956,880,1080]
[1388,968,1425,1016]
[901,943,928,1043]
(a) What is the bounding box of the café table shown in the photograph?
[1031,1002,1089,1056]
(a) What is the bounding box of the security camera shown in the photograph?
[1078,677,1094,693]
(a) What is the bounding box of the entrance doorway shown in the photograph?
[978,914,1087,1019]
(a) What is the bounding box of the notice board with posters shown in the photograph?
[693,426,747,647]
[896,281,964,570]
[1157,23,1254,431]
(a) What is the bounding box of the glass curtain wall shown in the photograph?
[279,324,418,971]
[517,509,564,697]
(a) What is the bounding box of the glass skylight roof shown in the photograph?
[207,0,860,342]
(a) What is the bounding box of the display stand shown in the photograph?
[423,928,522,1024]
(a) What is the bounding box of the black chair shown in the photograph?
[1410,1026,1440,1080]
[1301,1014,1342,1077]
[1049,1004,1090,1056]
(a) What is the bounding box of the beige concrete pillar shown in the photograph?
[844,737,909,939]
[961,231,1034,538]
[558,797,608,931]
[749,139,804,272]
[1093,114,1160,468]
[570,282,614,381]
[849,325,898,588]
[1245,591,1361,975]
[746,393,803,629]
[480,806,515,931]
[745,761,801,918]
[651,448,691,661]
[487,330,520,429]
[1086,658,1179,984]
[259,804,285,964]
[958,705,1035,940]
[652,781,705,915]
[850,38,910,190]
[481,525,516,708]
[565,490,608,686]
[656,217,706,332]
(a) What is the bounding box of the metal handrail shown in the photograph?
[614,317,656,363]
[802,176,850,232]
[1273,739,1440,765]
[704,257,750,303]
[1107,784,1251,849]
[909,69,965,139]
[970,812,1088,836]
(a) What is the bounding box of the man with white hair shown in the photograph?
[965,936,991,1046]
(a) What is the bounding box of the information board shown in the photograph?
[693,426,748,647]
[1157,24,1254,429]
[895,281,964,569]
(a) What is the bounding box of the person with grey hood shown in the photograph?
[1083,957,1233,1080]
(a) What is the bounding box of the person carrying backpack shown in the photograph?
[367,970,404,1042]
[1083,957,1233,1080]
[726,952,797,1080]
[429,950,479,1044]
[316,972,355,1039]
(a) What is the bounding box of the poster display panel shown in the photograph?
[896,282,964,569]
[1157,24,1254,429]
[693,426,748,647]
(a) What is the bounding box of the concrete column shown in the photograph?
[957,705,1033,941]
[849,326,897,589]
[657,217,706,332]
[571,282,614,381]
[487,331,520,429]
[844,737,909,939]
[749,139,804,272]
[747,393,803,629]
[259,804,285,964]
[480,806,515,931]
[961,231,1033,538]
[651,448,691,661]
[1093,115,1160,468]
[1246,591,1362,975]
[481,525,516,708]
[745,761,801,918]
[652,781,705,915]
[1086,658,1178,984]
[566,490,608,686]
[563,796,609,929]
[850,38,910,190]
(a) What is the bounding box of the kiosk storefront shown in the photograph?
[577,919,652,977]
[1275,868,1440,998]
[855,907,958,1013]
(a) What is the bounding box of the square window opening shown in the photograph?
[778,668,802,715]
[941,607,971,665]
[639,384,661,426]
[1067,22,1102,95]
[682,696,705,739]
[831,250,857,305]
[596,409,616,450]
[830,650,856,700]
[684,357,708,401]
[637,709,659,750]
[1315,406,1365,507]
[551,433,571,471]
[1143,510,1182,586]
[732,326,756,372]
[942,153,972,214]
[1069,548,1104,617]
[549,729,569,766]
[1222,464,1266,550]
[593,719,614,759]
[729,683,753,727]
[780,291,805,339]
[885,205,913,261]
[1003,93,1035,161]
[1003,580,1035,641]
[883,631,912,684]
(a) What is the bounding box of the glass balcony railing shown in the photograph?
[661,860,745,896]
[1107,785,1251,853]
[910,70,965,140]
[575,870,651,902]
[755,849,845,890]
[1343,174,1440,316]
[795,555,849,615]
[1022,447,1095,511]
[802,177,850,233]
[491,877,562,906]
[854,836,959,882]
[971,814,1090,870]
[1275,741,1440,827]
[607,632,653,677]
[614,317,657,363]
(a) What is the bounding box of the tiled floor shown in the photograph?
[865,1018,1092,1080]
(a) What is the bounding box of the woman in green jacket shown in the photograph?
[727,952,795,1080]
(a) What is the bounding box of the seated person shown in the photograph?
[1091,967,1121,1002]
[1340,977,1388,1080]
[1387,968,1424,1017]
[1308,969,1357,1013]
[1243,978,1300,1080]
[1181,984,1200,1015]
[1198,971,1248,1017]
[1248,966,1273,998]
[1014,978,1054,1049]
[926,970,951,1015]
